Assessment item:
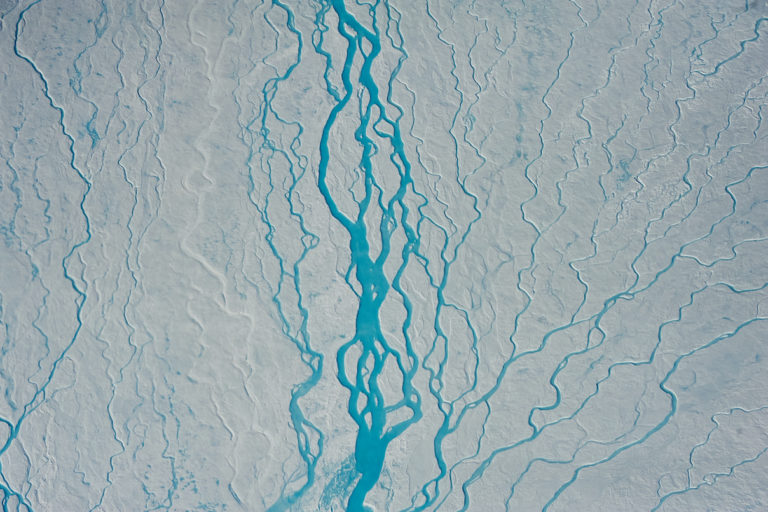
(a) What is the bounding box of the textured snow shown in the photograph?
[1,0,767,511]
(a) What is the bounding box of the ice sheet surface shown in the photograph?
[1,0,767,510]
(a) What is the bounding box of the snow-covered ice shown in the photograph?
[1,0,767,510]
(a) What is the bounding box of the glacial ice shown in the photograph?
[0,0,767,510]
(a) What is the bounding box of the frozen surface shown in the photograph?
[1,0,767,510]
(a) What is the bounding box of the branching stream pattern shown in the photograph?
[1,0,767,510]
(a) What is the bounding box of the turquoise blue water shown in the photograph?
[1,0,767,510]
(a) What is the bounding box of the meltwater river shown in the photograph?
[1,0,767,510]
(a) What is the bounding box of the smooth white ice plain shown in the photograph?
[1,0,767,510]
